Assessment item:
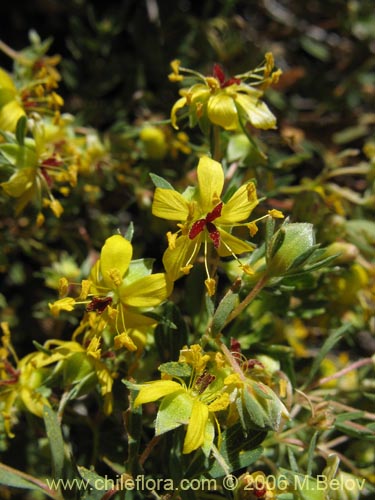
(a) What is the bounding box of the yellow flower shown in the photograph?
[50,235,172,350]
[0,68,26,132]
[152,156,258,292]
[42,339,114,415]
[0,115,77,218]
[169,54,280,132]
[0,349,51,438]
[134,345,229,454]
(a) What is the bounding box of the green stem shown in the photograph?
[0,39,31,65]
[224,274,268,327]
[0,462,62,500]
[211,125,222,162]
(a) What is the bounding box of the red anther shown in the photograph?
[42,157,63,167]
[205,202,223,222]
[213,64,241,88]
[86,296,112,313]
[189,218,207,240]
[40,167,53,187]
[230,337,241,358]
[213,63,226,85]
[222,76,241,88]
[189,202,223,244]
[207,222,221,248]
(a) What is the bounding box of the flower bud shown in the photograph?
[323,241,359,264]
[267,223,315,276]
[140,126,168,160]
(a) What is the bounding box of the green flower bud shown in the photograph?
[323,241,359,264]
[267,222,315,277]
[140,126,168,160]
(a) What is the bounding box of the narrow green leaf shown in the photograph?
[149,172,175,190]
[43,405,65,480]
[0,463,48,493]
[77,466,109,499]
[302,323,352,388]
[211,291,238,335]
[306,431,319,477]
[269,227,286,260]
[209,424,266,477]
[159,361,192,378]
[15,116,27,146]
[124,221,134,241]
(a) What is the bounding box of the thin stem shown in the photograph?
[0,462,61,500]
[224,274,268,326]
[211,125,222,162]
[216,337,246,381]
[139,435,161,466]
[0,40,31,65]
[313,357,373,388]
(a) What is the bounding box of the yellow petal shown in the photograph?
[120,273,170,307]
[152,188,191,221]
[170,96,187,129]
[20,387,48,417]
[183,399,209,454]
[1,168,35,197]
[134,380,182,407]
[0,68,17,93]
[118,307,156,330]
[217,228,253,257]
[207,93,239,130]
[100,235,132,289]
[162,234,201,281]
[114,332,138,351]
[235,93,276,130]
[48,297,76,316]
[219,182,258,224]
[0,100,25,132]
[197,156,224,212]
[208,392,230,412]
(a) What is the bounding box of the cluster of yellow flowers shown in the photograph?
[0,47,290,460]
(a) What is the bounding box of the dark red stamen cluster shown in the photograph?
[213,64,241,88]
[195,372,216,394]
[40,157,64,187]
[188,202,223,248]
[86,296,113,313]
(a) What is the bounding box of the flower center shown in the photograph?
[212,64,241,88]
[188,202,223,248]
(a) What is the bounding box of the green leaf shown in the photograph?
[306,431,319,477]
[15,116,27,146]
[154,301,189,362]
[0,463,49,494]
[124,258,155,284]
[227,133,252,163]
[301,323,353,388]
[209,424,266,477]
[156,391,192,436]
[124,221,134,241]
[300,36,330,62]
[0,143,38,169]
[149,172,175,190]
[211,290,239,335]
[43,405,65,480]
[159,361,192,378]
[77,466,109,499]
